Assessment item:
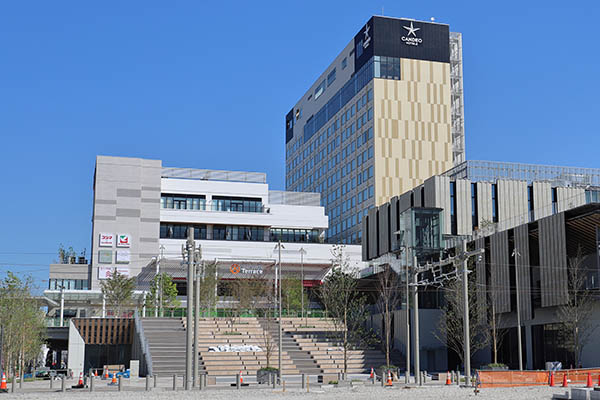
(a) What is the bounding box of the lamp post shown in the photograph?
[274,241,285,383]
[512,249,523,371]
[393,230,410,383]
[299,247,307,326]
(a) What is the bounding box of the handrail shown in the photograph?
[133,310,153,377]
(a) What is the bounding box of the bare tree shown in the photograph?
[319,245,375,373]
[434,269,490,364]
[198,261,217,316]
[488,284,508,364]
[376,264,401,367]
[558,247,598,367]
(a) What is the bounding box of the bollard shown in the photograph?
[405,370,409,384]
[424,370,427,384]
[146,375,150,391]
[172,375,177,391]
[19,372,23,389]
[61,375,66,392]
[11,374,15,393]
[198,373,203,390]
[283,380,286,392]
[306,375,309,393]
[302,373,305,389]
[50,376,53,389]
[89,376,94,392]
[337,372,341,382]
[271,372,276,388]
[372,373,376,385]
[118,376,122,391]
[236,373,240,389]
[381,372,385,387]
[154,374,157,388]
[456,372,460,386]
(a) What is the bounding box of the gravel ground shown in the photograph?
[3,381,572,400]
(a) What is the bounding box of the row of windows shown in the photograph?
[161,195,264,213]
[374,56,401,80]
[161,194,206,210]
[49,279,89,290]
[160,223,321,243]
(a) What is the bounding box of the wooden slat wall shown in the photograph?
[490,231,511,313]
[538,213,568,307]
[73,318,133,345]
[474,237,486,322]
[514,224,532,321]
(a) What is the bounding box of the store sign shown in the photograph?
[401,21,423,46]
[229,263,263,276]
[115,250,130,264]
[98,250,113,264]
[362,23,371,48]
[117,234,131,248]
[98,266,130,280]
[99,233,114,247]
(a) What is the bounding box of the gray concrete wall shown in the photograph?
[90,156,162,289]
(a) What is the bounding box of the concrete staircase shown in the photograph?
[258,318,323,375]
[141,318,204,375]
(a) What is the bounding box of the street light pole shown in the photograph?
[461,239,471,385]
[274,241,284,383]
[393,230,410,383]
[184,228,195,391]
[512,249,523,371]
[299,247,307,326]
[412,254,421,386]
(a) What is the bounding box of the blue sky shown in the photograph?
[1,1,599,290]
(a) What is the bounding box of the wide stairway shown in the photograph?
[182,317,299,376]
[281,317,387,374]
[141,318,204,375]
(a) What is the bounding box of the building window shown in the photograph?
[161,194,206,210]
[211,196,263,213]
[327,68,336,86]
[314,80,326,100]
[450,181,457,235]
[160,223,207,240]
[341,57,347,69]
[552,187,558,214]
[373,56,401,80]
[471,183,478,230]
[270,228,319,243]
[528,185,535,222]
[213,225,264,241]
[491,183,499,223]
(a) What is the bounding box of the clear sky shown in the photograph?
[1,1,599,290]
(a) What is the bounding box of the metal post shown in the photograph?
[154,374,157,388]
[89,375,94,392]
[276,241,284,383]
[299,247,306,326]
[236,373,240,389]
[50,375,53,389]
[19,370,22,389]
[199,373,203,390]
[461,240,471,386]
[302,373,305,389]
[513,249,524,371]
[118,376,122,391]
[60,287,65,327]
[61,375,65,392]
[412,255,421,386]
[185,227,194,390]
[172,374,177,391]
[145,375,150,391]
[194,255,201,388]
[405,249,411,384]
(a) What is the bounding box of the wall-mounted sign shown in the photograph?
[241,267,263,275]
[98,250,113,264]
[401,21,423,46]
[117,234,131,248]
[99,233,114,247]
[115,250,130,264]
[230,264,241,274]
[98,266,130,280]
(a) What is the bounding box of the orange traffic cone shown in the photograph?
[446,371,452,385]
[103,368,109,380]
[0,372,7,390]
[597,373,600,387]
[562,373,568,387]
[586,372,593,388]
[549,371,555,387]
[386,371,393,386]
[111,375,117,385]
[94,370,98,377]
[78,372,84,386]
[240,371,243,384]
[370,367,374,379]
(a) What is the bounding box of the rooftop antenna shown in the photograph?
[381,6,384,16]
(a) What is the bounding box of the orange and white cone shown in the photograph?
[562,373,568,387]
[103,368,109,380]
[78,372,84,386]
[445,371,452,385]
[94,370,98,377]
[370,367,374,379]
[111,375,117,385]
[587,372,593,388]
[386,371,393,386]
[240,370,243,384]
[0,372,7,390]
[549,371,555,387]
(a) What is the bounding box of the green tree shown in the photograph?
[56,244,76,264]
[100,270,136,317]
[146,272,179,315]
[319,245,374,373]
[281,275,307,315]
[0,272,46,379]
[198,261,218,316]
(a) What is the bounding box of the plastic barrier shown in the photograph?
[477,368,600,388]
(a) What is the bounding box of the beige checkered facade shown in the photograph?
[373,59,453,206]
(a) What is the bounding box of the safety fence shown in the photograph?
[476,368,600,388]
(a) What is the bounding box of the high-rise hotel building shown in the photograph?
[285,16,465,244]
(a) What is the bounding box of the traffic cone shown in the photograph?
[78,372,84,386]
[370,367,374,379]
[103,368,109,380]
[386,371,393,386]
[597,373,600,387]
[240,370,243,384]
[0,372,7,390]
[586,372,593,388]
[549,371,555,387]
[110,375,117,385]
[446,371,452,385]
[562,373,568,387]
[94,370,98,377]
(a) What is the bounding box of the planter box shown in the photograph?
[256,370,278,384]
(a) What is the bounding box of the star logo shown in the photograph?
[403,22,420,37]
[363,23,371,48]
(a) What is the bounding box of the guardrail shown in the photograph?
[133,311,153,377]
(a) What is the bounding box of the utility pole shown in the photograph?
[184,227,195,390]
[193,250,201,388]
[412,254,420,386]
[512,249,523,371]
[461,239,471,386]
[274,241,284,383]
[299,247,306,326]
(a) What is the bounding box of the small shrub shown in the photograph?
[328,380,338,385]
